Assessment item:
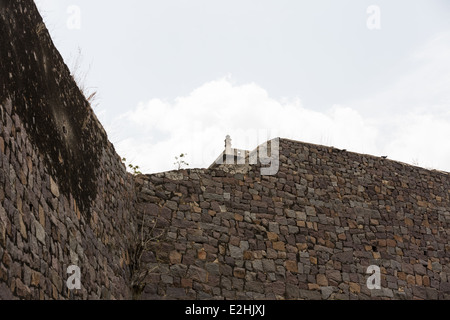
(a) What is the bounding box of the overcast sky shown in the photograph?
[34,0,450,173]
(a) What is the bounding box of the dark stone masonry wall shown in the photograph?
[0,0,136,299]
[135,139,450,300]
[1,0,450,301]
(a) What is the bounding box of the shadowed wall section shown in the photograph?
[0,0,136,299]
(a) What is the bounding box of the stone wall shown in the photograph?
[1,0,450,301]
[135,139,450,300]
[0,0,136,299]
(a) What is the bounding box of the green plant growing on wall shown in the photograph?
[122,158,142,175]
[174,153,189,170]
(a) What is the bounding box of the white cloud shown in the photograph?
[103,30,450,175]
[34,1,450,175]
[107,77,380,174]
[106,69,450,174]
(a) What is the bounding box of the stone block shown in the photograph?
[187,265,208,283]
[229,245,243,260]
[49,177,59,197]
[31,271,41,287]
[413,264,426,275]
[305,206,316,216]
[299,289,322,300]
[440,282,450,293]
[268,222,279,233]
[262,259,276,273]
[233,268,246,279]
[285,260,298,273]
[349,282,361,294]
[326,270,342,283]
[333,251,353,264]
[0,283,15,300]
[267,232,278,241]
[34,220,45,245]
[273,241,286,252]
[15,278,31,299]
[317,274,328,286]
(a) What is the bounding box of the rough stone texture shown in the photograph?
[1,0,450,301]
[0,0,136,300]
[135,139,450,300]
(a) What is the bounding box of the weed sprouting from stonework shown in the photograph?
[122,157,142,175]
[129,210,166,300]
[174,153,189,170]
[69,47,99,109]
[36,22,45,36]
